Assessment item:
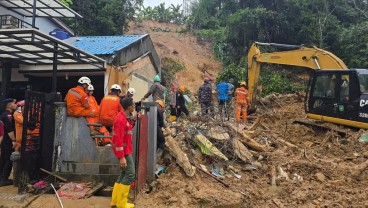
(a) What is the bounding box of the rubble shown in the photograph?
[315,172,326,182]
[193,133,229,161]
[137,93,368,207]
[165,136,196,177]
[232,137,253,162]
[206,127,230,140]
[226,122,269,152]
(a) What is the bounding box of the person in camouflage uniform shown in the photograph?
[198,77,213,116]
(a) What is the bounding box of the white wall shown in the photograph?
[24,17,62,34]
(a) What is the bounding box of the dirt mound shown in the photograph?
[135,93,368,207]
[127,20,222,92]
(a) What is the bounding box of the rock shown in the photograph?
[292,173,303,182]
[277,166,289,180]
[252,161,263,169]
[315,172,325,182]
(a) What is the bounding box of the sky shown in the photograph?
[143,0,184,8]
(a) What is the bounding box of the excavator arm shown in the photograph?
[247,42,348,111]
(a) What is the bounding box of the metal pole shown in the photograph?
[1,62,12,101]
[52,43,58,92]
[32,0,36,28]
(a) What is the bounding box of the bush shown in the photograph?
[259,67,306,95]
[215,59,247,88]
[161,57,185,87]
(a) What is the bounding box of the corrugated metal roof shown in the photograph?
[68,35,148,55]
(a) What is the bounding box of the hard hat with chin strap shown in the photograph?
[127,88,135,95]
[87,84,94,91]
[111,84,122,91]
[78,76,91,85]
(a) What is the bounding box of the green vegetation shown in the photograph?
[138,3,186,24]
[67,0,143,35]
[161,58,186,87]
[259,67,306,95]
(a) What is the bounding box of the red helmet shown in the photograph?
[204,77,210,81]
[16,100,25,106]
[172,85,177,90]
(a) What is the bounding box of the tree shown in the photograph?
[70,0,143,35]
[338,21,368,67]
[138,3,185,24]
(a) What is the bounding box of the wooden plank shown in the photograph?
[165,136,196,177]
[84,183,104,198]
[40,168,67,182]
[226,123,269,152]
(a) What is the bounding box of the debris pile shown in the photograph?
[136,93,368,207]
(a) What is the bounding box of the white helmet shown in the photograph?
[87,84,94,91]
[78,76,91,85]
[111,84,122,91]
[127,88,136,95]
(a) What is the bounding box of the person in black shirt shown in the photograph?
[155,100,166,150]
[0,98,17,186]
[176,86,189,117]
[119,87,135,107]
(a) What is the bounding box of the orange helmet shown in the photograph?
[155,100,164,108]
[179,86,185,92]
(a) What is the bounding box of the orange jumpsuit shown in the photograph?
[65,86,96,117]
[86,96,112,145]
[235,87,249,123]
[86,96,100,127]
[14,111,23,151]
[99,94,122,127]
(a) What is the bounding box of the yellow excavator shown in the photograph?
[247,42,368,129]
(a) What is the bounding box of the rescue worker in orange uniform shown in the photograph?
[86,84,112,146]
[65,76,96,117]
[86,84,100,133]
[235,81,250,124]
[99,84,123,131]
[110,97,136,208]
[13,100,25,152]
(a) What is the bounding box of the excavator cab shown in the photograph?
[306,70,363,122]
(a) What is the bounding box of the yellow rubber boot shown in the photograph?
[116,184,134,208]
[111,183,123,207]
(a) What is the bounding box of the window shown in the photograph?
[340,75,349,102]
[313,74,336,98]
[359,74,368,94]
